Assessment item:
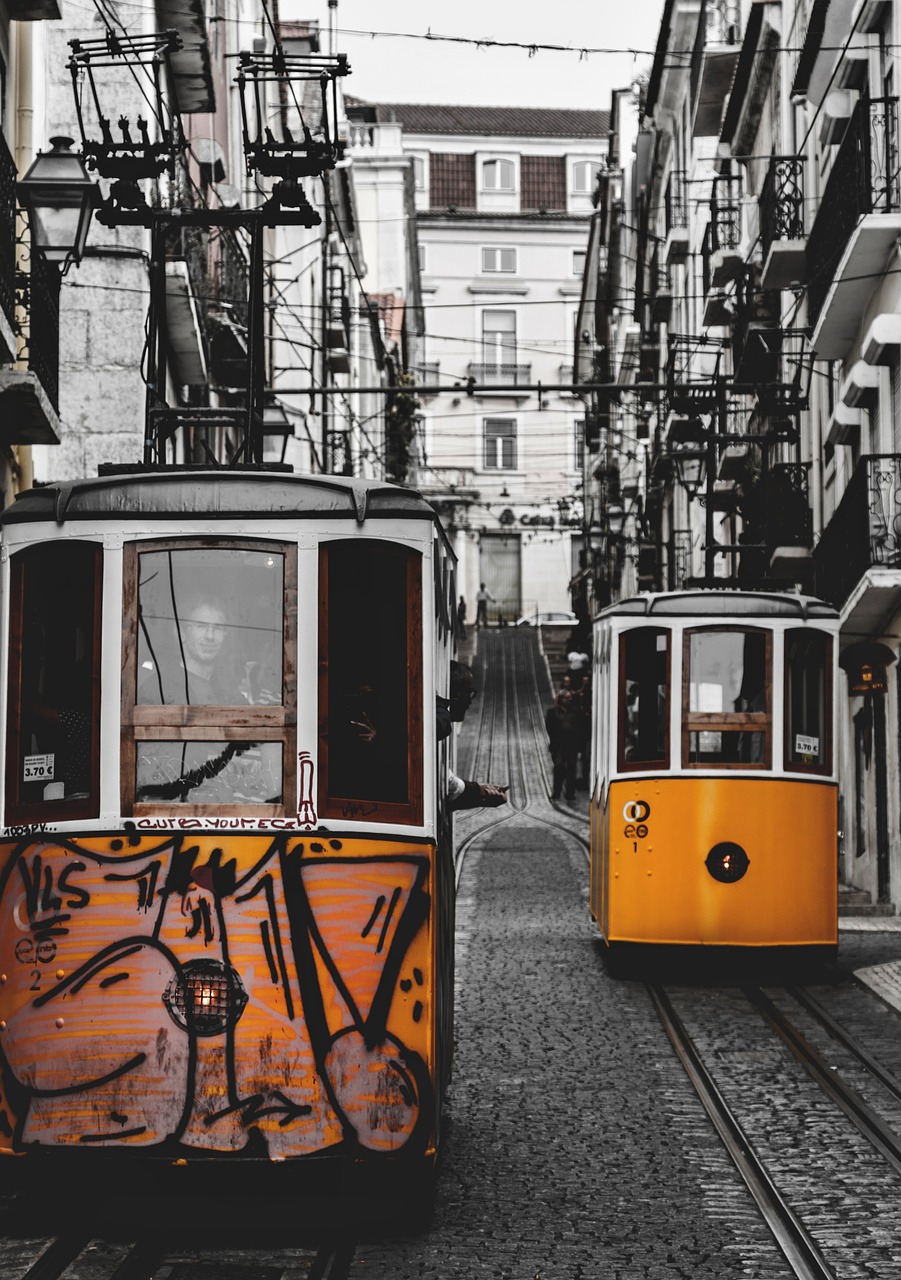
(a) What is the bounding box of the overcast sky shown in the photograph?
[288,1,667,110]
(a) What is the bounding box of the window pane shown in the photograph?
[324,541,420,812]
[619,628,669,766]
[136,741,282,804]
[137,548,283,706]
[689,630,767,714]
[786,629,831,769]
[484,419,516,469]
[687,731,765,765]
[8,542,99,812]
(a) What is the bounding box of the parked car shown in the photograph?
[515,610,578,627]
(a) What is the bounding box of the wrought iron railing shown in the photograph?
[212,227,249,332]
[807,97,901,328]
[710,174,741,252]
[732,269,782,385]
[669,528,693,589]
[665,169,689,233]
[16,243,60,411]
[0,132,15,336]
[759,157,805,261]
[813,454,901,608]
[766,462,813,548]
[467,362,531,385]
[666,334,722,410]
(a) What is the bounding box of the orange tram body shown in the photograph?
[0,469,458,1182]
[589,591,841,961]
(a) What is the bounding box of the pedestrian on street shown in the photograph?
[457,595,467,638]
[475,583,495,629]
[545,688,584,802]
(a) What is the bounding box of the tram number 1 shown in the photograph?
[622,801,651,853]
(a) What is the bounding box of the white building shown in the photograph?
[348,101,608,624]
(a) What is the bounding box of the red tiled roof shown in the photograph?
[353,101,609,139]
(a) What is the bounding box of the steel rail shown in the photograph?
[649,985,836,1280]
[788,984,901,1101]
[746,986,901,1178]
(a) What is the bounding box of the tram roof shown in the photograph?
[598,590,839,620]
[0,467,446,530]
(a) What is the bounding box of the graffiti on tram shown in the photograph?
[0,831,433,1157]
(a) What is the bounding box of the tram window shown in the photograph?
[135,548,283,706]
[320,540,423,823]
[5,541,101,822]
[785,629,832,773]
[617,628,669,771]
[122,540,295,814]
[683,628,771,768]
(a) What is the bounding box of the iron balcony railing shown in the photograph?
[766,462,813,548]
[666,334,722,411]
[665,169,689,234]
[813,454,901,608]
[732,270,782,386]
[0,132,15,337]
[759,157,805,261]
[807,97,901,329]
[710,174,742,253]
[467,362,531,385]
[16,243,60,411]
[668,528,693,590]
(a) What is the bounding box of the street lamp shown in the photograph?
[671,446,707,499]
[17,137,100,273]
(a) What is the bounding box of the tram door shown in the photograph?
[479,532,521,624]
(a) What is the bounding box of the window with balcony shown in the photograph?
[482,308,516,367]
[482,246,517,273]
[482,158,515,191]
[483,417,517,470]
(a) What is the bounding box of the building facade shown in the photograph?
[349,101,608,624]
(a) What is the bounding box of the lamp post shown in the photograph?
[17,137,100,273]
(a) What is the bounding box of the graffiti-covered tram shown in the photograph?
[589,591,841,962]
[0,468,458,1181]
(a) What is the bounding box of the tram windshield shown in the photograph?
[785,629,832,773]
[684,628,770,767]
[5,541,100,821]
[618,628,669,770]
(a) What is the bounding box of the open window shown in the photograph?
[617,627,670,771]
[5,541,102,823]
[319,540,423,824]
[683,627,771,768]
[785,629,832,773]
[122,540,295,814]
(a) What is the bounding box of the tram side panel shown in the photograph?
[0,489,456,1168]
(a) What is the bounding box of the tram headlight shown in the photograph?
[164,959,248,1036]
[705,842,750,884]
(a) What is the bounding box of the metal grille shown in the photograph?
[0,132,15,332]
[163,959,248,1036]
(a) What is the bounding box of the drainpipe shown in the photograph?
[13,22,35,494]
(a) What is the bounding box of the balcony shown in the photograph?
[813,454,901,627]
[0,133,16,361]
[808,96,901,359]
[766,463,813,578]
[666,334,722,412]
[0,243,62,445]
[732,269,781,387]
[467,362,532,388]
[664,169,690,265]
[707,174,743,286]
[760,157,806,290]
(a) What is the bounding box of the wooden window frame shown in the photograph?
[784,629,834,776]
[5,541,103,825]
[682,626,772,770]
[616,627,671,773]
[318,541,424,825]
[121,538,297,817]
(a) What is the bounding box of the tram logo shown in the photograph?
[622,800,651,823]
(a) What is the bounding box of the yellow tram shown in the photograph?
[0,468,457,1179]
[589,591,840,959]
